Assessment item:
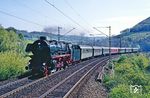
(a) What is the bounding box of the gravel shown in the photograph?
[77,64,108,98]
[0,78,18,87]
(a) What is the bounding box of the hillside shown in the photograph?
[131,17,150,32]
[114,17,150,51]
[121,17,150,35]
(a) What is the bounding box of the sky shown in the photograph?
[0,0,150,36]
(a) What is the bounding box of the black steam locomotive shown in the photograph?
[25,36,71,75]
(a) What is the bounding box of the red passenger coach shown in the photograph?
[111,47,119,54]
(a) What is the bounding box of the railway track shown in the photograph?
[40,57,108,98]
[63,62,106,98]
[0,77,32,96]
[0,57,102,98]
[0,78,19,87]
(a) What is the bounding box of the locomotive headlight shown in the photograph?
[43,63,46,65]
[38,42,41,45]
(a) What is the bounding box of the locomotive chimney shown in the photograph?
[40,36,46,40]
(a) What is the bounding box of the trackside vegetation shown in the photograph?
[103,54,150,98]
[0,27,28,80]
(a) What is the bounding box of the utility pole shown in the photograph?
[93,26,113,75]
[120,36,121,48]
[108,26,111,69]
[89,34,94,47]
[49,32,52,40]
[116,35,121,48]
[94,37,95,46]
[93,26,111,64]
[58,27,62,42]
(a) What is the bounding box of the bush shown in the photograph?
[109,84,130,98]
[0,51,28,80]
[117,55,127,63]
[104,54,150,98]
[103,74,111,83]
[109,84,150,98]
[104,79,118,91]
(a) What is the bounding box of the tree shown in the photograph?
[0,28,23,52]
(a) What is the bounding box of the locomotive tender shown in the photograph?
[25,36,139,75]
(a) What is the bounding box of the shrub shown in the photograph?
[104,79,118,91]
[117,55,127,63]
[104,54,150,98]
[103,74,111,83]
[0,51,28,80]
[109,84,130,98]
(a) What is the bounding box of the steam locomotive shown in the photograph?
[25,36,139,75]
